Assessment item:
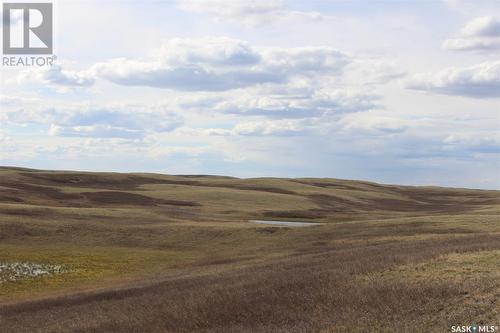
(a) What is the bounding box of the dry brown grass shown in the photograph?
[0,167,499,332]
[1,231,498,333]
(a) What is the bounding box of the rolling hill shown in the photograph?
[0,167,499,332]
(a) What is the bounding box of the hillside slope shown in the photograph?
[0,167,499,333]
[1,167,498,223]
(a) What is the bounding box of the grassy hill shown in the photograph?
[0,167,499,332]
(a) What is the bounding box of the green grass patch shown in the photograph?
[0,244,196,300]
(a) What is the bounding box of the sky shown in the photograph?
[0,0,499,189]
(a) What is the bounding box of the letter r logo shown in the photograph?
[2,3,53,54]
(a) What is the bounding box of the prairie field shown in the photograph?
[0,166,499,332]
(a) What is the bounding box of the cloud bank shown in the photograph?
[176,0,325,26]
[406,60,500,98]
[443,16,500,52]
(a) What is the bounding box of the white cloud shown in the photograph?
[340,113,408,134]
[443,38,500,52]
[3,2,499,188]
[461,16,500,37]
[206,119,311,136]
[89,39,349,91]
[149,145,216,158]
[344,58,406,84]
[261,47,349,74]
[210,88,378,118]
[443,132,500,153]
[176,0,324,26]
[89,37,267,91]
[443,16,500,52]
[51,107,182,139]
[90,57,283,91]
[21,37,350,92]
[2,103,183,139]
[0,95,40,107]
[157,37,261,66]
[405,60,500,98]
[48,124,145,139]
[19,64,95,87]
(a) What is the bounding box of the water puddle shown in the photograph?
[249,220,323,227]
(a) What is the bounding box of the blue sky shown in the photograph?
[1,0,499,189]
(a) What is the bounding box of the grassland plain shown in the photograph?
[0,166,499,332]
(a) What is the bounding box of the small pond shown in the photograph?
[249,220,324,227]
